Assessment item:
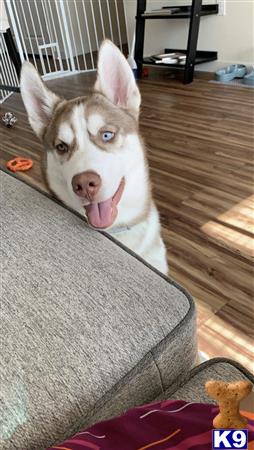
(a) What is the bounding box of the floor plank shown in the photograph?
[1,69,253,372]
[198,315,253,373]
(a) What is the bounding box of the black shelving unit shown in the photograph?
[134,0,218,84]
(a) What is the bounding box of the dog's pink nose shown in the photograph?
[72,171,101,200]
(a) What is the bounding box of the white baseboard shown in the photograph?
[198,351,209,362]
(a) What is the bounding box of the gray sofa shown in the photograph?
[1,170,253,450]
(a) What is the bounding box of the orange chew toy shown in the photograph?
[7,157,33,172]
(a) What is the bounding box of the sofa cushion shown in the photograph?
[160,358,254,404]
[0,170,197,450]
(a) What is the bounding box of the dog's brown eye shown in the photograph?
[56,142,68,154]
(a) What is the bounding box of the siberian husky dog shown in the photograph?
[20,40,168,274]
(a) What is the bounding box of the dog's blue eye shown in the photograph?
[102,131,114,142]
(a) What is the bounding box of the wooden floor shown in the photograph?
[1,69,253,372]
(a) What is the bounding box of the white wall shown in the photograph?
[124,0,254,71]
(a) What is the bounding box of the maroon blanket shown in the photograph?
[48,399,254,450]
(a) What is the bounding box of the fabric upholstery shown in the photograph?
[161,358,254,404]
[0,170,197,450]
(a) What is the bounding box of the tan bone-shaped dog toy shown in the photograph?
[205,380,252,429]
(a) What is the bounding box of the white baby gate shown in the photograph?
[0,30,19,102]
[1,0,129,100]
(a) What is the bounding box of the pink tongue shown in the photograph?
[85,198,113,229]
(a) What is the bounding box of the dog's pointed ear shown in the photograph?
[94,40,141,118]
[20,62,60,139]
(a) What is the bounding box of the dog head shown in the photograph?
[21,41,149,229]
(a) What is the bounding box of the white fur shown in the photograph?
[95,40,141,115]
[20,61,59,137]
[47,106,149,223]
[112,204,168,274]
[58,122,74,145]
[20,41,168,274]
[87,113,105,135]
[46,111,168,273]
